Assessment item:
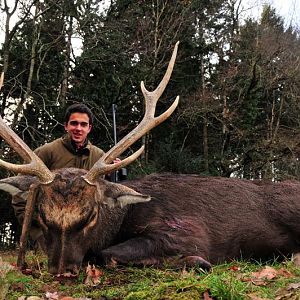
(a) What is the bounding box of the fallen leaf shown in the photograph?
[275,291,299,300]
[60,297,91,300]
[84,264,104,286]
[247,293,272,300]
[56,272,77,278]
[246,266,292,286]
[45,293,91,300]
[21,268,33,276]
[229,265,240,271]
[287,281,300,290]
[203,290,213,300]
[54,272,78,285]
[277,269,294,278]
[45,291,59,300]
[252,266,278,281]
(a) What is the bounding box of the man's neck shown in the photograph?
[75,142,84,149]
[71,139,87,151]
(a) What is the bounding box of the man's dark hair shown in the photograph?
[64,103,94,125]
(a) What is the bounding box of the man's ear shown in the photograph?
[87,124,92,134]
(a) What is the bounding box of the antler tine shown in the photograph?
[83,42,180,185]
[141,41,179,118]
[0,73,55,184]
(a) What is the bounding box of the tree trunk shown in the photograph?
[59,15,73,107]
[203,113,209,172]
[201,57,209,173]
[11,3,41,129]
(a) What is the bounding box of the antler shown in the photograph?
[0,73,55,184]
[83,41,180,185]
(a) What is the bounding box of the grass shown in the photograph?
[1,250,300,300]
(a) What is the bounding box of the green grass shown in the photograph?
[1,251,300,300]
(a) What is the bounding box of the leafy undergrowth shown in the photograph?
[1,250,300,300]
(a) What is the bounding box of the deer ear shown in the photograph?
[0,175,38,196]
[110,193,151,208]
[100,182,151,208]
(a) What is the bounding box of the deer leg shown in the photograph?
[101,237,211,270]
[164,255,212,270]
[17,184,38,268]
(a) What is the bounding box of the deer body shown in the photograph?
[1,171,300,273]
[109,174,300,267]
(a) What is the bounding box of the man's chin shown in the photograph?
[71,137,84,146]
[72,136,82,141]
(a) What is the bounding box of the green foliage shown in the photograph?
[154,140,206,174]
[1,0,299,180]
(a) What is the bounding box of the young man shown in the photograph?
[34,103,104,170]
[12,103,105,249]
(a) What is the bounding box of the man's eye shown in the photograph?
[69,121,89,127]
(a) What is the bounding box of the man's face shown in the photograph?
[64,112,92,148]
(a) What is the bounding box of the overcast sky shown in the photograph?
[0,1,299,47]
[241,0,300,27]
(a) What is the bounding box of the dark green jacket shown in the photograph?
[34,134,105,170]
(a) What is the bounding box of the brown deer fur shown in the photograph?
[1,170,300,274]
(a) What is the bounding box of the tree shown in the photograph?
[209,5,300,179]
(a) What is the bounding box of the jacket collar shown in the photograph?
[62,133,91,156]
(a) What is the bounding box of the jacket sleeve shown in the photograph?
[34,144,52,169]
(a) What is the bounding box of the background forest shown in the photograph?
[0,0,300,246]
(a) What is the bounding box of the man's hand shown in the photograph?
[113,158,121,164]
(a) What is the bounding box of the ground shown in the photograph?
[1,249,300,299]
